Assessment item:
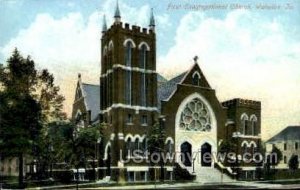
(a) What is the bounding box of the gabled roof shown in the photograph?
[180,63,211,88]
[157,71,187,110]
[81,83,100,122]
[157,62,212,111]
[157,73,167,85]
[266,126,300,143]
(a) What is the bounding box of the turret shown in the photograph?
[114,0,121,24]
[102,15,107,33]
[149,8,155,31]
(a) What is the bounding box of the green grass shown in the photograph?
[263,169,300,180]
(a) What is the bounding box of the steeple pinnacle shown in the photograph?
[78,73,82,82]
[114,0,121,24]
[102,14,107,33]
[193,56,199,64]
[149,8,155,31]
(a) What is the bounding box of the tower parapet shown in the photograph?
[222,98,261,109]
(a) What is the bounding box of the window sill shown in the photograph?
[126,156,147,159]
[141,124,148,127]
[232,132,261,138]
[126,123,134,126]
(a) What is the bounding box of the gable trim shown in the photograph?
[179,64,194,84]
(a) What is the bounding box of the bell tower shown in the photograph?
[99,1,158,181]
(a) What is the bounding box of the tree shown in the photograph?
[0,49,66,187]
[36,121,74,179]
[37,120,103,182]
[147,120,166,181]
[147,121,166,154]
[269,145,283,167]
[72,124,102,166]
[219,139,239,162]
[264,145,282,179]
[288,155,299,172]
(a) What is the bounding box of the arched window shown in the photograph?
[192,72,200,86]
[166,140,173,154]
[140,73,147,107]
[250,115,258,136]
[141,138,147,153]
[125,70,131,105]
[126,138,132,157]
[124,41,134,105]
[103,54,108,74]
[243,143,247,154]
[139,44,148,107]
[139,44,147,69]
[75,111,84,130]
[107,46,113,107]
[241,114,249,135]
[106,74,110,107]
[125,41,133,67]
[250,144,255,155]
[136,138,140,149]
[135,139,140,156]
[250,141,257,154]
[108,50,113,69]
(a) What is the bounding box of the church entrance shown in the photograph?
[201,143,212,167]
[181,142,192,167]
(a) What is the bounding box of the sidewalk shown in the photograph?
[27,180,284,190]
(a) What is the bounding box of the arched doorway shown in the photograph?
[201,143,212,167]
[181,142,192,167]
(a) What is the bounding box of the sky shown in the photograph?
[0,0,300,141]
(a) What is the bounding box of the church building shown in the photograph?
[72,2,262,182]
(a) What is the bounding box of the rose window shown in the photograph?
[179,98,211,131]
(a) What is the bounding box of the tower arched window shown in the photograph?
[125,41,133,67]
[103,54,108,74]
[124,41,133,105]
[140,73,146,106]
[139,44,147,69]
[125,71,131,105]
[139,44,148,107]
[108,50,113,69]
[241,114,249,135]
[108,49,113,106]
[106,75,110,107]
[108,40,114,69]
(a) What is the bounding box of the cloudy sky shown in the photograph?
[0,0,299,141]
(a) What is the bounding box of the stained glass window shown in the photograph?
[179,98,211,131]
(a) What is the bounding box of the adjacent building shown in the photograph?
[266,126,300,169]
